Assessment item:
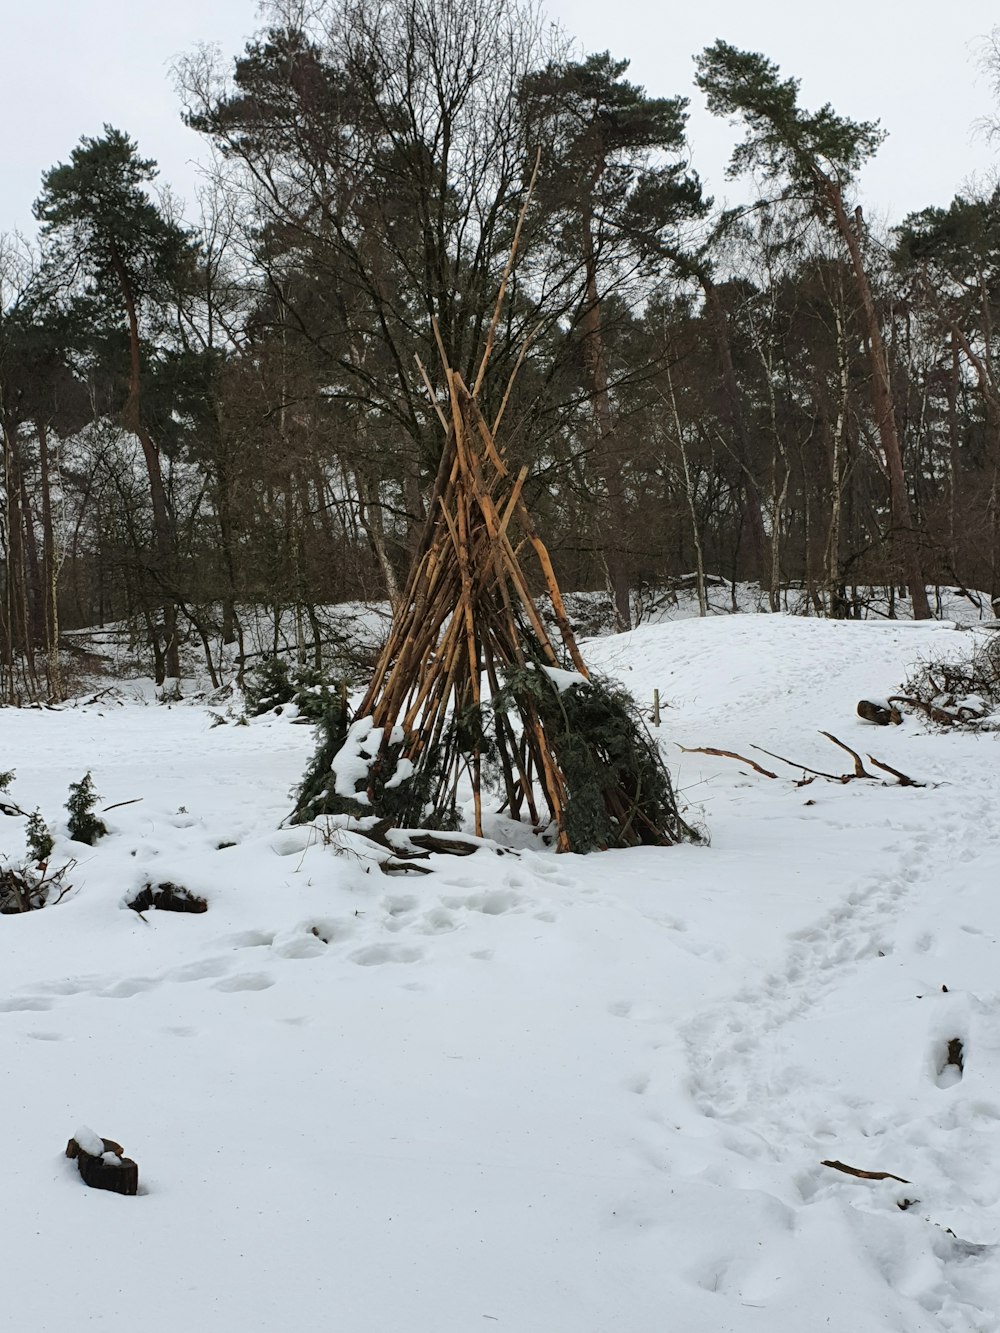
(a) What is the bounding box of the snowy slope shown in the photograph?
[2,615,999,1332]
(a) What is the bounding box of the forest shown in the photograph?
[3,0,1000,701]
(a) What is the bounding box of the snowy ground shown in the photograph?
[3,613,1000,1332]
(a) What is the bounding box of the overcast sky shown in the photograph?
[3,0,999,239]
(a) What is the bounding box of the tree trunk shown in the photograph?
[702,277,771,584]
[580,209,631,631]
[37,422,64,699]
[825,190,930,619]
[109,246,181,681]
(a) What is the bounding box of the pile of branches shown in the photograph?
[293,177,695,852]
[0,859,73,914]
[893,632,1000,728]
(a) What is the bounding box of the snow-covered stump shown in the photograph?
[66,1128,138,1196]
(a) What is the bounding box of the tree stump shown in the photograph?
[128,882,207,913]
[66,1131,138,1195]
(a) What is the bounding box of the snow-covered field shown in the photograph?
[3,613,1000,1332]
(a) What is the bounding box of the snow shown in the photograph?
[526,660,589,692]
[3,612,1000,1331]
[73,1125,104,1157]
[331,717,382,804]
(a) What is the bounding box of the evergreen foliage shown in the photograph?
[288,666,345,723]
[493,666,699,851]
[245,655,346,723]
[25,811,54,866]
[66,773,108,846]
[292,694,361,822]
[33,126,196,299]
[694,42,884,200]
[244,655,295,716]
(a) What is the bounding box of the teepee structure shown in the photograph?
[294,175,696,853]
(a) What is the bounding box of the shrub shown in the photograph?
[243,655,294,716]
[245,655,345,723]
[898,633,1000,727]
[25,811,54,866]
[66,773,108,845]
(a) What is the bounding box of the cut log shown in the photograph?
[857,699,902,726]
[66,1134,138,1196]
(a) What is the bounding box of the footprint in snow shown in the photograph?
[383,894,419,917]
[165,957,231,984]
[220,929,276,949]
[441,888,522,915]
[213,972,276,992]
[350,944,425,967]
[99,976,158,999]
[271,919,356,957]
[418,907,459,934]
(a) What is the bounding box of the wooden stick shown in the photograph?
[471,148,541,401]
[819,731,874,779]
[493,322,542,439]
[677,745,778,779]
[415,354,450,433]
[867,755,924,787]
[821,1159,910,1185]
[751,744,847,782]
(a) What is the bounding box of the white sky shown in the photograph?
[2,0,999,238]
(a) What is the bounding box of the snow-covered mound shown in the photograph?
[2,615,999,1331]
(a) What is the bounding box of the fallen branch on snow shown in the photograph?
[680,733,924,787]
[676,745,778,779]
[821,1159,910,1184]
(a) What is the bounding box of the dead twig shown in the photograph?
[103,797,143,814]
[677,744,778,779]
[750,745,846,782]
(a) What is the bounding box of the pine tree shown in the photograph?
[35,128,200,679]
[522,52,706,630]
[694,42,931,619]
